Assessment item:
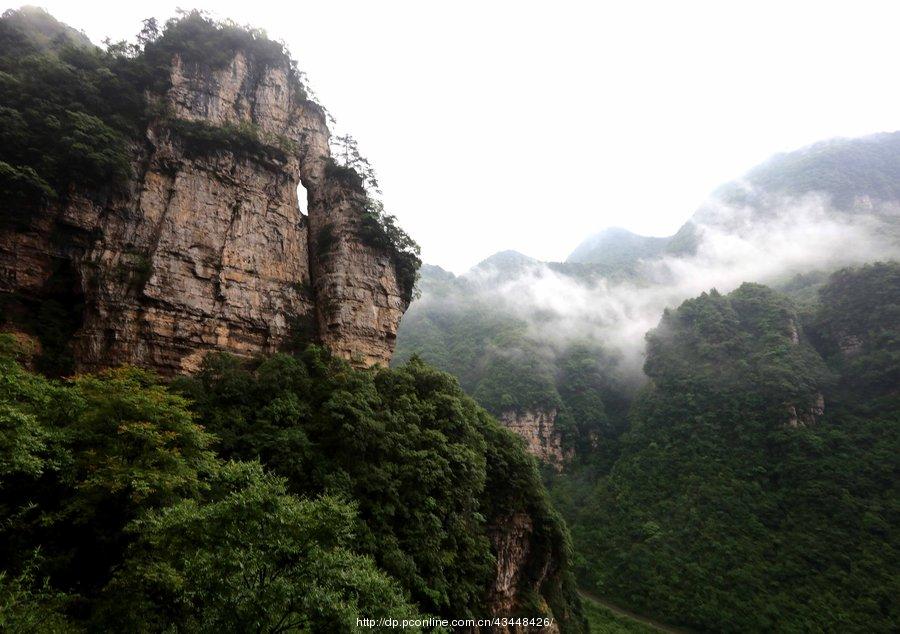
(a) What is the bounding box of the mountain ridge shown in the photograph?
[397,127,900,471]
[555,131,900,271]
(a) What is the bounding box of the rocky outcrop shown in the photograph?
[783,318,825,427]
[837,334,864,356]
[307,171,407,367]
[786,392,826,428]
[487,512,562,634]
[0,49,409,374]
[498,409,569,470]
[488,512,536,616]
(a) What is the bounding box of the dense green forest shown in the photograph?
[0,340,582,631]
[399,260,899,632]
[0,7,582,632]
[3,6,899,633]
[550,263,899,632]
[394,265,631,466]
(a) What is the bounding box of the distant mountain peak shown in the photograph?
[2,6,94,51]
[709,130,900,211]
[566,227,671,267]
[470,249,539,271]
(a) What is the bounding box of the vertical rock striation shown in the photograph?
[498,408,569,471]
[0,19,582,629]
[0,49,410,374]
[486,512,563,633]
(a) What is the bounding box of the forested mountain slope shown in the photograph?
[0,8,585,631]
[395,264,631,471]
[550,263,899,632]
[396,132,900,471]
[0,342,584,631]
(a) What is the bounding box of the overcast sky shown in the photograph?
[15,1,900,272]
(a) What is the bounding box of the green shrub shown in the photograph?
[167,118,294,163]
[359,200,422,304]
[0,8,309,204]
[137,10,308,99]
[0,162,56,208]
[325,157,365,190]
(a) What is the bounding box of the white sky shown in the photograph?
[13,1,900,272]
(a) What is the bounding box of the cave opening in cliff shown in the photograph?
[297,181,308,216]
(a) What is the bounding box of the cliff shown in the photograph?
[0,27,408,375]
[0,11,584,631]
[498,408,569,470]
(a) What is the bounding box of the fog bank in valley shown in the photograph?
[424,193,900,380]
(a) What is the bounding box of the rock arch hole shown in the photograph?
[297,180,308,215]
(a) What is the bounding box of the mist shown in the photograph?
[412,193,900,381]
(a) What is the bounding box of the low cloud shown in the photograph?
[422,193,900,381]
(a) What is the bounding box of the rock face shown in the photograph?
[498,409,568,470]
[487,512,562,634]
[784,317,826,428]
[786,393,826,428]
[0,51,409,374]
[488,512,536,616]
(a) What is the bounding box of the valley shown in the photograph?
[0,5,897,633]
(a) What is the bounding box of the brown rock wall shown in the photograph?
[498,409,569,470]
[0,50,409,375]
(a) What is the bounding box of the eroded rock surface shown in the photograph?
[498,409,569,470]
[0,50,409,374]
[786,393,826,428]
[486,512,562,633]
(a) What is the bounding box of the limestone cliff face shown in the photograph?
[783,317,826,427]
[307,172,407,367]
[498,409,569,471]
[486,512,567,633]
[786,393,825,428]
[488,512,536,617]
[0,51,409,374]
[487,512,559,632]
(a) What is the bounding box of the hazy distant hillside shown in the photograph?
[463,134,900,288]
[716,131,900,210]
[466,249,543,285]
[397,130,900,395]
[565,227,670,267]
[563,132,900,271]
[1,5,93,51]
